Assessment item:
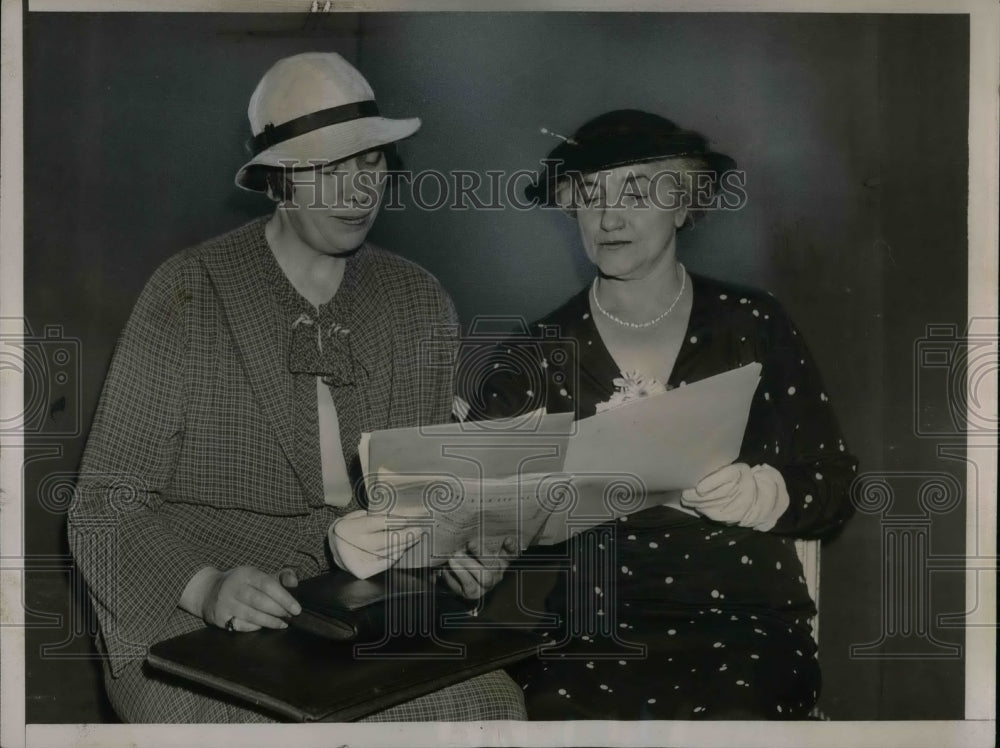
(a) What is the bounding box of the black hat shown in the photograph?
[526,109,737,207]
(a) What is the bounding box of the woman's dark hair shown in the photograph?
[260,143,404,203]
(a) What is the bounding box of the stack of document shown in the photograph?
[339,363,761,577]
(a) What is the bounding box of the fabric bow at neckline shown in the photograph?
[287,310,366,386]
[258,233,372,387]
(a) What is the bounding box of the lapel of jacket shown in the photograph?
[197,217,316,498]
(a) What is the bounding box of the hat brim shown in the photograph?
[235,115,421,192]
[527,150,737,208]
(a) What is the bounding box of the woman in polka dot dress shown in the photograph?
[469,110,857,719]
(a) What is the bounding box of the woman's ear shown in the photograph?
[674,205,690,229]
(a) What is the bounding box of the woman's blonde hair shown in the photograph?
[554,154,718,231]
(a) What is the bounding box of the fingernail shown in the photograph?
[280,622,288,629]
[291,604,302,615]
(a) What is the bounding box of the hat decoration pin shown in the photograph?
[539,126,578,146]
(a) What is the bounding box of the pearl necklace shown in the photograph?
[591,264,687,329]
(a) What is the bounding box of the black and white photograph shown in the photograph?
[0,1,996,746]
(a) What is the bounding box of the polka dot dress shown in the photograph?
[513,514,820,719]
[472,273,857,719]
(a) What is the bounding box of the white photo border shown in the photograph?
[1,0,996,746]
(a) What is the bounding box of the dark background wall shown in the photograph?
[23,12,969,722]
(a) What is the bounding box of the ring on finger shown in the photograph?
[225,616,237,633]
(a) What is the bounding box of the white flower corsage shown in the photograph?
[595,370,670,413]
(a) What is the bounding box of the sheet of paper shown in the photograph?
[532,363,762,544]
[362,409,575,488]
[377,473,556,570]
[345,364,761,570]
[355,410,575,571]
[563,362,761,491]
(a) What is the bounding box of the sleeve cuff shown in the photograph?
[748,464,790,532]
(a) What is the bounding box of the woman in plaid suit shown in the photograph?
[66,52,525,723]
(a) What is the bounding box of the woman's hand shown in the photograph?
[440,538,517,600]
[680,463,788,531]
[190,566,303,632]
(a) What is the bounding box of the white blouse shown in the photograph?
[316,377,352,507]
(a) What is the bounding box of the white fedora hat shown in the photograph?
[235,52,421,192]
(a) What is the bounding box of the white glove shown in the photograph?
[328,509,429,579]
[680,463,789,532]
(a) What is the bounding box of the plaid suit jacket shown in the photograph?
[67,216,459,683]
